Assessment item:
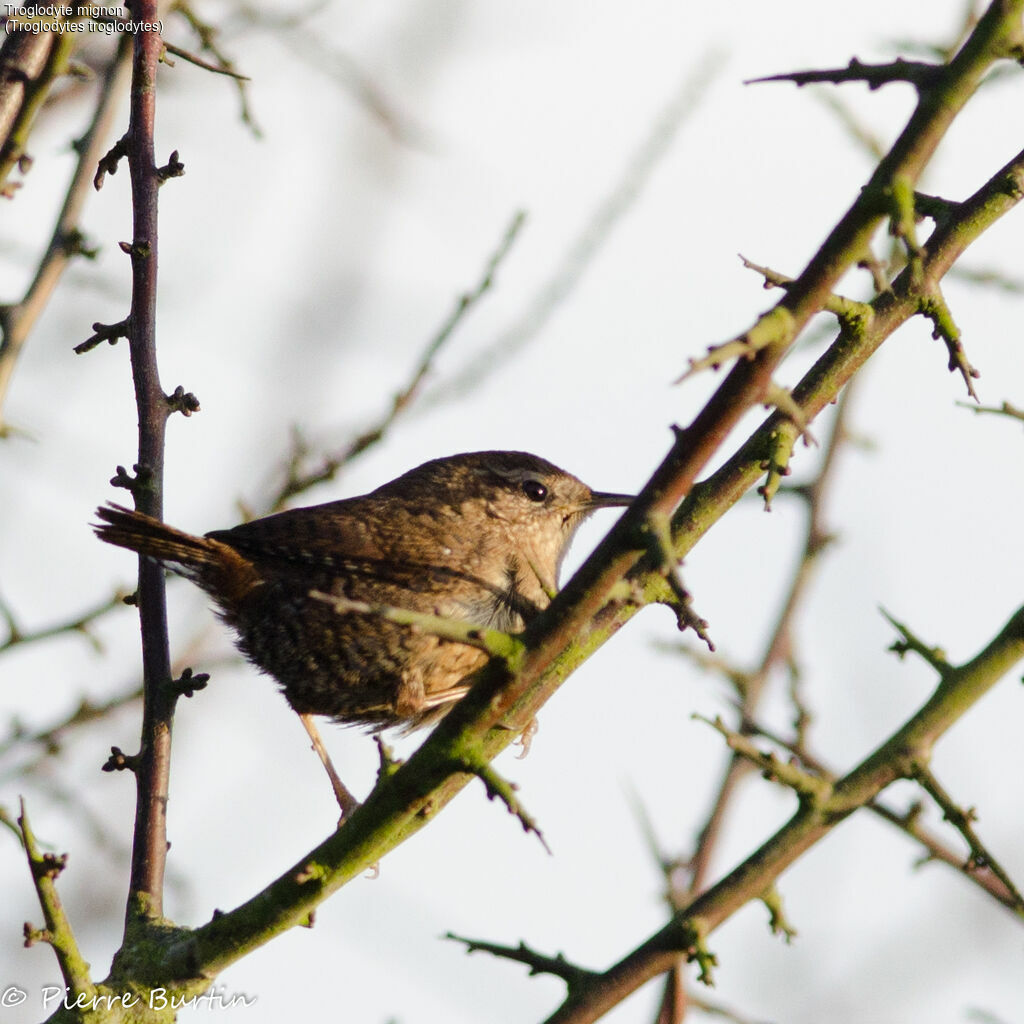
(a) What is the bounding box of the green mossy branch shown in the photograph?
[882,607,954,678]
[919,285,981,398]
[756,420,798,510]
[760,884,798,943]
[695,715,833,805]
[454,752,550,851]
[671,139,1024,574]
[308,590,527,665]
[19,801,95,1004]
[542,605,1024,1023]
[675,306,797,382]
[739,254,876,329]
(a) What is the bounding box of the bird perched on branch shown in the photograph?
[94,450,633,819]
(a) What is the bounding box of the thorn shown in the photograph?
[166,385,201,417]
[102,746,139,773]
[156,149,185,183]
[108,463,154,496]
[172,668,210,698]
[74,318,130,354]
[94,134,129,190]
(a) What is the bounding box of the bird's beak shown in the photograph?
[588,491,635,510]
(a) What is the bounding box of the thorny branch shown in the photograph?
[913,765,1024,909]
[541,606,1024,1024]
[642,385,853,1024]
[747,57,945,92]
[958,398,1024,424]
[447,933,598,988]
[733,714,1024,914]
[115,1,177,926]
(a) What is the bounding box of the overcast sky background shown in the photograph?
[2,2,1023,1022]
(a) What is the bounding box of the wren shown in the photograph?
[94,451,633,815]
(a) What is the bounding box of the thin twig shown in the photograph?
[0,34,134,432]
[685,384,855,896]
[736,713,1024,913]
[957,399,1024,424]
[433,50,721,404]
[0,588,132,658]
[446,933,596,989]
[913,765,1024,910]
[747,57,944,92]
[1,633,228,782]
[0,687,142,761]
[19,799,95,1000]
[162,41,251,80]
[948,264,1024,293]
[309,590,526,663]
[269,210,528,509]
[172,2,259,133]
[274,24,426,146]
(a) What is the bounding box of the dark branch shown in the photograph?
[913,766,1024,911]
[73,318,130,354]
[747,57,944,92]
[94,133,129,190]
[446,932,597,989]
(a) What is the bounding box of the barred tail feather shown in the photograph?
[93,504,257,603]
[93,504,217,566]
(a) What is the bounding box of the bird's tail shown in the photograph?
[93,504,219,566]
[93,504,259,605]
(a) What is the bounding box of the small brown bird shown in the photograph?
[95,451,632,816]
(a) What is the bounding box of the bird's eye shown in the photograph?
[521,479,548,503]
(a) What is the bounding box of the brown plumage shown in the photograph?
[94,451,632,733]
